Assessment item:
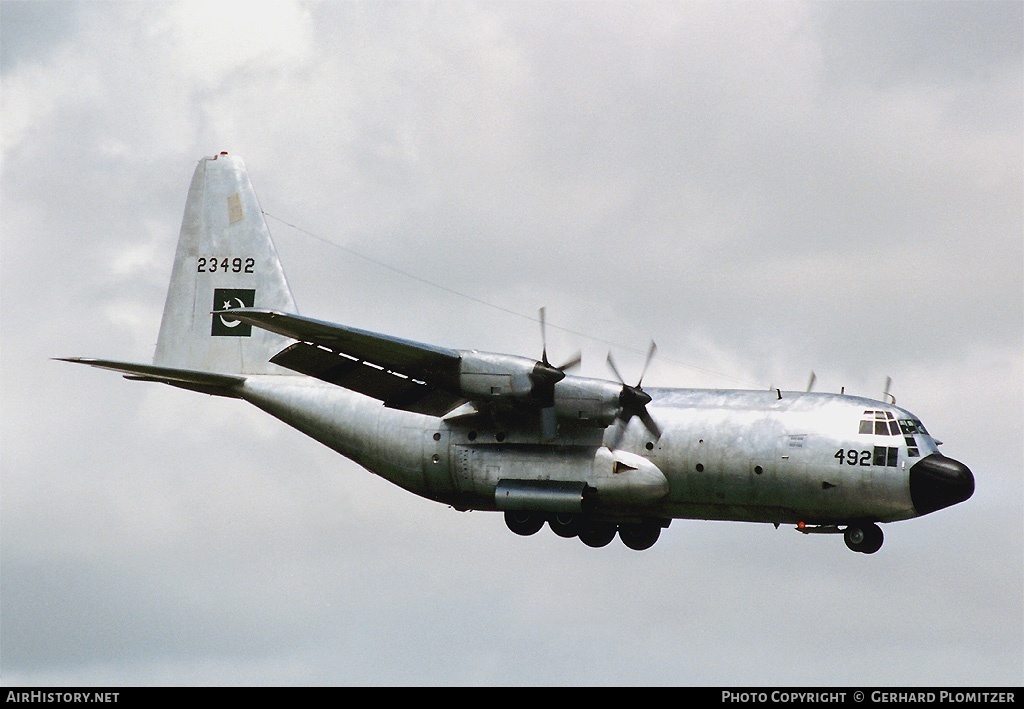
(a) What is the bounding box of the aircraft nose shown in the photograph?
[909,453,975,515]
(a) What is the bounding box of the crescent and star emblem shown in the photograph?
[219,298,246,327]
[211,288,255,337]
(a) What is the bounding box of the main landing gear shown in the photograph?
[503,510,664,550]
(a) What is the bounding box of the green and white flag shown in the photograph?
[211,288,255,337]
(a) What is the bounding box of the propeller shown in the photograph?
[530,307,581,440]
[883,376,895,405]
[606,341,661,450]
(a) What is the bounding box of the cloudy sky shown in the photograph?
[2,0,1021,687]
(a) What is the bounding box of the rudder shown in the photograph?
[153,153,298,375]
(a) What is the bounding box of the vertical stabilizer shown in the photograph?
[153,153,298,375]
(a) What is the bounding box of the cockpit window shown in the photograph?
[899,418,929,435]
[905,436,920,457]
[859,410,900,435]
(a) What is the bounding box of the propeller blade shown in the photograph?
[539,307,550,366]
[638,407,662,439]
[538,306,579,371]
[606,352,626,385]
[605,344,661,449]
[530,308,580,439]
[637,341,657,387]
[557,351,582,372]
[806,371,816,392]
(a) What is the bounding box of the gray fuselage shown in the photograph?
[239,374,960,528]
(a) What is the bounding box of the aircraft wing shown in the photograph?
[219,309,467,416]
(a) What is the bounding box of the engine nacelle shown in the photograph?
[456,351,622,427]
[549,375,622,427]
[456,351,538,400]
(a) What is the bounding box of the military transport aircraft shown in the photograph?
[60,153,975,552]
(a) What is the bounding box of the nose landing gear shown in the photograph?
[843,522,884,554]
[794,520,885,554]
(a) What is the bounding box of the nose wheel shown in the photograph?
[844,522,884,554]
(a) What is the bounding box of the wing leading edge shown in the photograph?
[219,309,468,416]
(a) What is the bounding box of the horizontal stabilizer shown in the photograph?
[56,358,244,397]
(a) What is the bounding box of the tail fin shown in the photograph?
[153,153,298,375]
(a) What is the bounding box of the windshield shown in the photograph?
[858,410,901,435]
[899,418,929,435]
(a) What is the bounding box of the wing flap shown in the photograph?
[223,310,467,416]
[270,342,466,416]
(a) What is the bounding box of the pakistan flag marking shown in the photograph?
[212,288,255,336]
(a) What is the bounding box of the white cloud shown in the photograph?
[154,1,313,85]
